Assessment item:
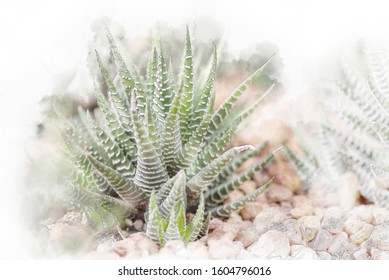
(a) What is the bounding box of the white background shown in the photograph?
[1,0,389,261]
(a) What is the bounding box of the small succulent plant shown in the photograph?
[284,47,389,208]
[59,26,277,245]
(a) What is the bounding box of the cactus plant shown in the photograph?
[59,26,277,245]
[284,47,389,208]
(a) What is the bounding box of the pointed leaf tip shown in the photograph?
[235,144,256,153]
[273,145,285,155]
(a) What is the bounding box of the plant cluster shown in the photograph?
[59,27,277,245]
[284,48,389,208]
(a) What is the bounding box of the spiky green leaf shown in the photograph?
[145,191,166,244]
[164,200,185,242]
[158,170,186,219]
[188,46,217,134]
[87,154,147,208]
[184,193,205,242]
[186,145,254,200]
[179,27,195,142]
[205,152,275,206]
[187,120,240,177]
[207,54,275,139]
[212,141,268,187]
[131,95,169,193]
[160,90,182,169]
[172,113,212,172]
[207,178,273,217]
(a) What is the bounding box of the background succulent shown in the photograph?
[58,26,278,245]
[284,46,389,208]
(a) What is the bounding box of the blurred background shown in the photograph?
[2,0,389,258]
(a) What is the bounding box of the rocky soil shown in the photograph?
[75,189,389,260]
[43,154,389,259]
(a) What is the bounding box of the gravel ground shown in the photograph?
[44,154,389,260]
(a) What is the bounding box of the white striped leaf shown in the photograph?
[183,193,205,243]
[205,152,275,206]
[131,95,169,193]
[206,54,275,139]
[186,146,253,200]
[207,178,273,218]
[178,27,195,143]
[145,191,166,244]
[87,154,147,209]
[158,170,186,219]
[164,200,186,242]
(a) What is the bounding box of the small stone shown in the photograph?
[266,184,293,203]
[239,180,257,194]
[282,219,302,245]
[235,226,259,248]
[349,205,373,223]
[321,207,344,234]
[158,240,187,258]
[364,221,389,251]
[328,232,349,255]
[290,205,314,219]
[208,237,244,259]
[224,190,245,204]
[298,215,322,228]
[186,241,211,259]
[316,251,332,260]
[248,230,290,259]
[227,212,243,224]
[299,215,321,242]
[125,219,133,228]
[290,245,318,259]
[292,195,311,208]
[344,216,366,235]
[372,207,389,225]
[48,222,92,254]
[133,219,144,231]
[208,219,240,241]
[300,226,317,242]
[111,232,159,258]
[261,219,301,244]
[370,248,389,260]
[350,224,374,244]
[240,202,264,220]
[309,229,333,251]
[353,247,369,260]
[253,207,290,235]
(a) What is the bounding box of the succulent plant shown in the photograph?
[284,47,389,208]
[59,26,277,245]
